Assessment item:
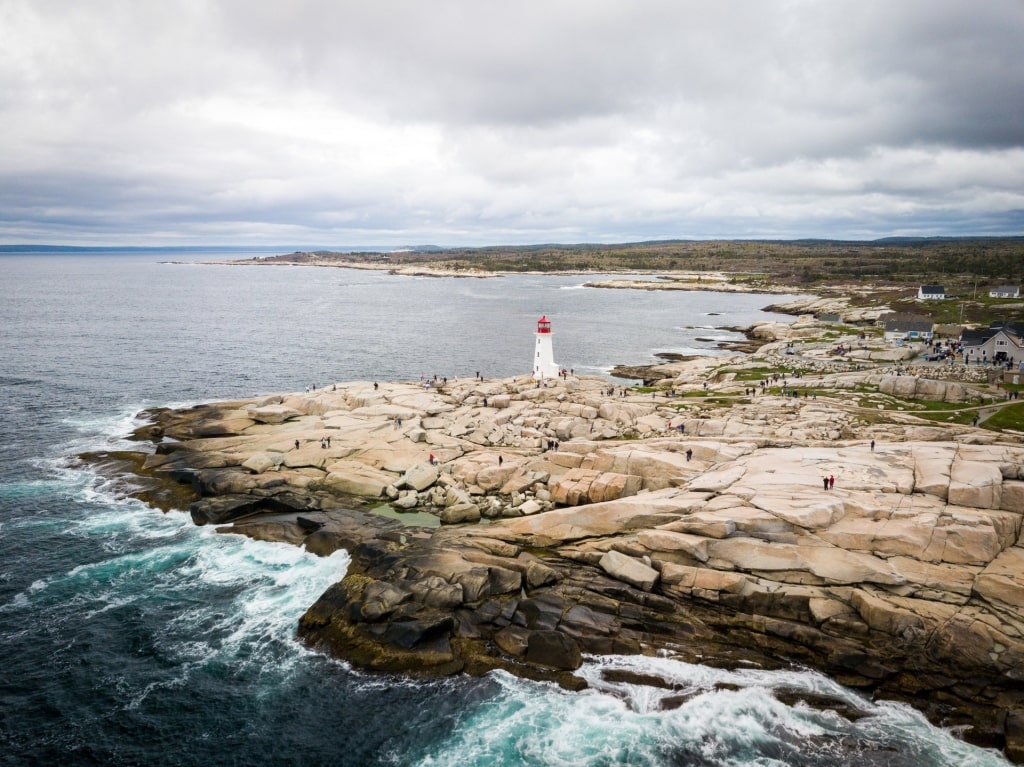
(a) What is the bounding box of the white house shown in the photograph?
[917,285,945,300]
[989,285,1021,299]
[960,321,1024,365]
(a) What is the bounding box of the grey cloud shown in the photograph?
[0,0,1021,245]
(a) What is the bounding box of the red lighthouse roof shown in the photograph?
[536,315,552,334]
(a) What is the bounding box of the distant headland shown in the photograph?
[220,237,1024,328]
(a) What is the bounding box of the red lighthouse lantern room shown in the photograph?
[537,316,551,334]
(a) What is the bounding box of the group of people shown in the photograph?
[822,475,836,490]
[293,437,332,450]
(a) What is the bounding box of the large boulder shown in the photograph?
[913,445,954,499]
[399,464,440,491]
[974,546,1024,611]
[583,447,691,490]
[321,461,394,498]
[502,489,704,542]
[241,452,279,474]
[658,512,736,539]
[247,404,302,424]
[637,529,710,562]
[440,503,481,525]
[709,538,906,586]
[598,550,658,591]
[524,630,582,670]
[549,468,641,505]
[949,460,1004,509]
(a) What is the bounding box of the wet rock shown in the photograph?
[524,630,582,670]
[190,496,261,525]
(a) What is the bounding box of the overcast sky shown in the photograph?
[2,0,1022,247]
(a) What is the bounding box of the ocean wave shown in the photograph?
[409,656,1008,767]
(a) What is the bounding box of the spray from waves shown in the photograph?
[2,432,352,714]
[58,400,208,449]
[411,655,1009,767]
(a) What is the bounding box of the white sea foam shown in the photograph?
[11,445,353,702]
[412,656,1010,767]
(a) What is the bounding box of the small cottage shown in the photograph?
[989,285,1021,299]
[917,285,945,300]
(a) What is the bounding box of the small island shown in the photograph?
[85,289,1024,762]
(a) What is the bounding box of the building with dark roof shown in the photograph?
[960,320,1024,365]
[917,285,946,300]
[881,313,934,343]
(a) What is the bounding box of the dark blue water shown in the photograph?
[0,252,1009,766]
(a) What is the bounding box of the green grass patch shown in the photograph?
[905,400,975,413]
[982,402,1024,431]
[914,409,978,425]
[852,391,986,424]
[717,365,806,381]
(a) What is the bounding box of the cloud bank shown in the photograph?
[1,0,1022,246]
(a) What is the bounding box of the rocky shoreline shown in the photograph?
[84,318,1024,761]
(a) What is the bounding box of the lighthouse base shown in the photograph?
[533,362,560,380]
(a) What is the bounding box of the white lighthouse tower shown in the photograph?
[532,315,559,380]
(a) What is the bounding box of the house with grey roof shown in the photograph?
[882,313,934,343]
[989,285,1021,299]
[960,320,1024,365]
[917,285,945,300]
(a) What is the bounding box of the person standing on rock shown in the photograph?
[829,475,835,490]
[823,476,829,491]
[686,448,693,462]
[870,439,875,451]
[295,439,300,450]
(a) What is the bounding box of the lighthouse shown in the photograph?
[532,315,559,380]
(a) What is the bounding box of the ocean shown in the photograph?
[0,251,1010,766]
